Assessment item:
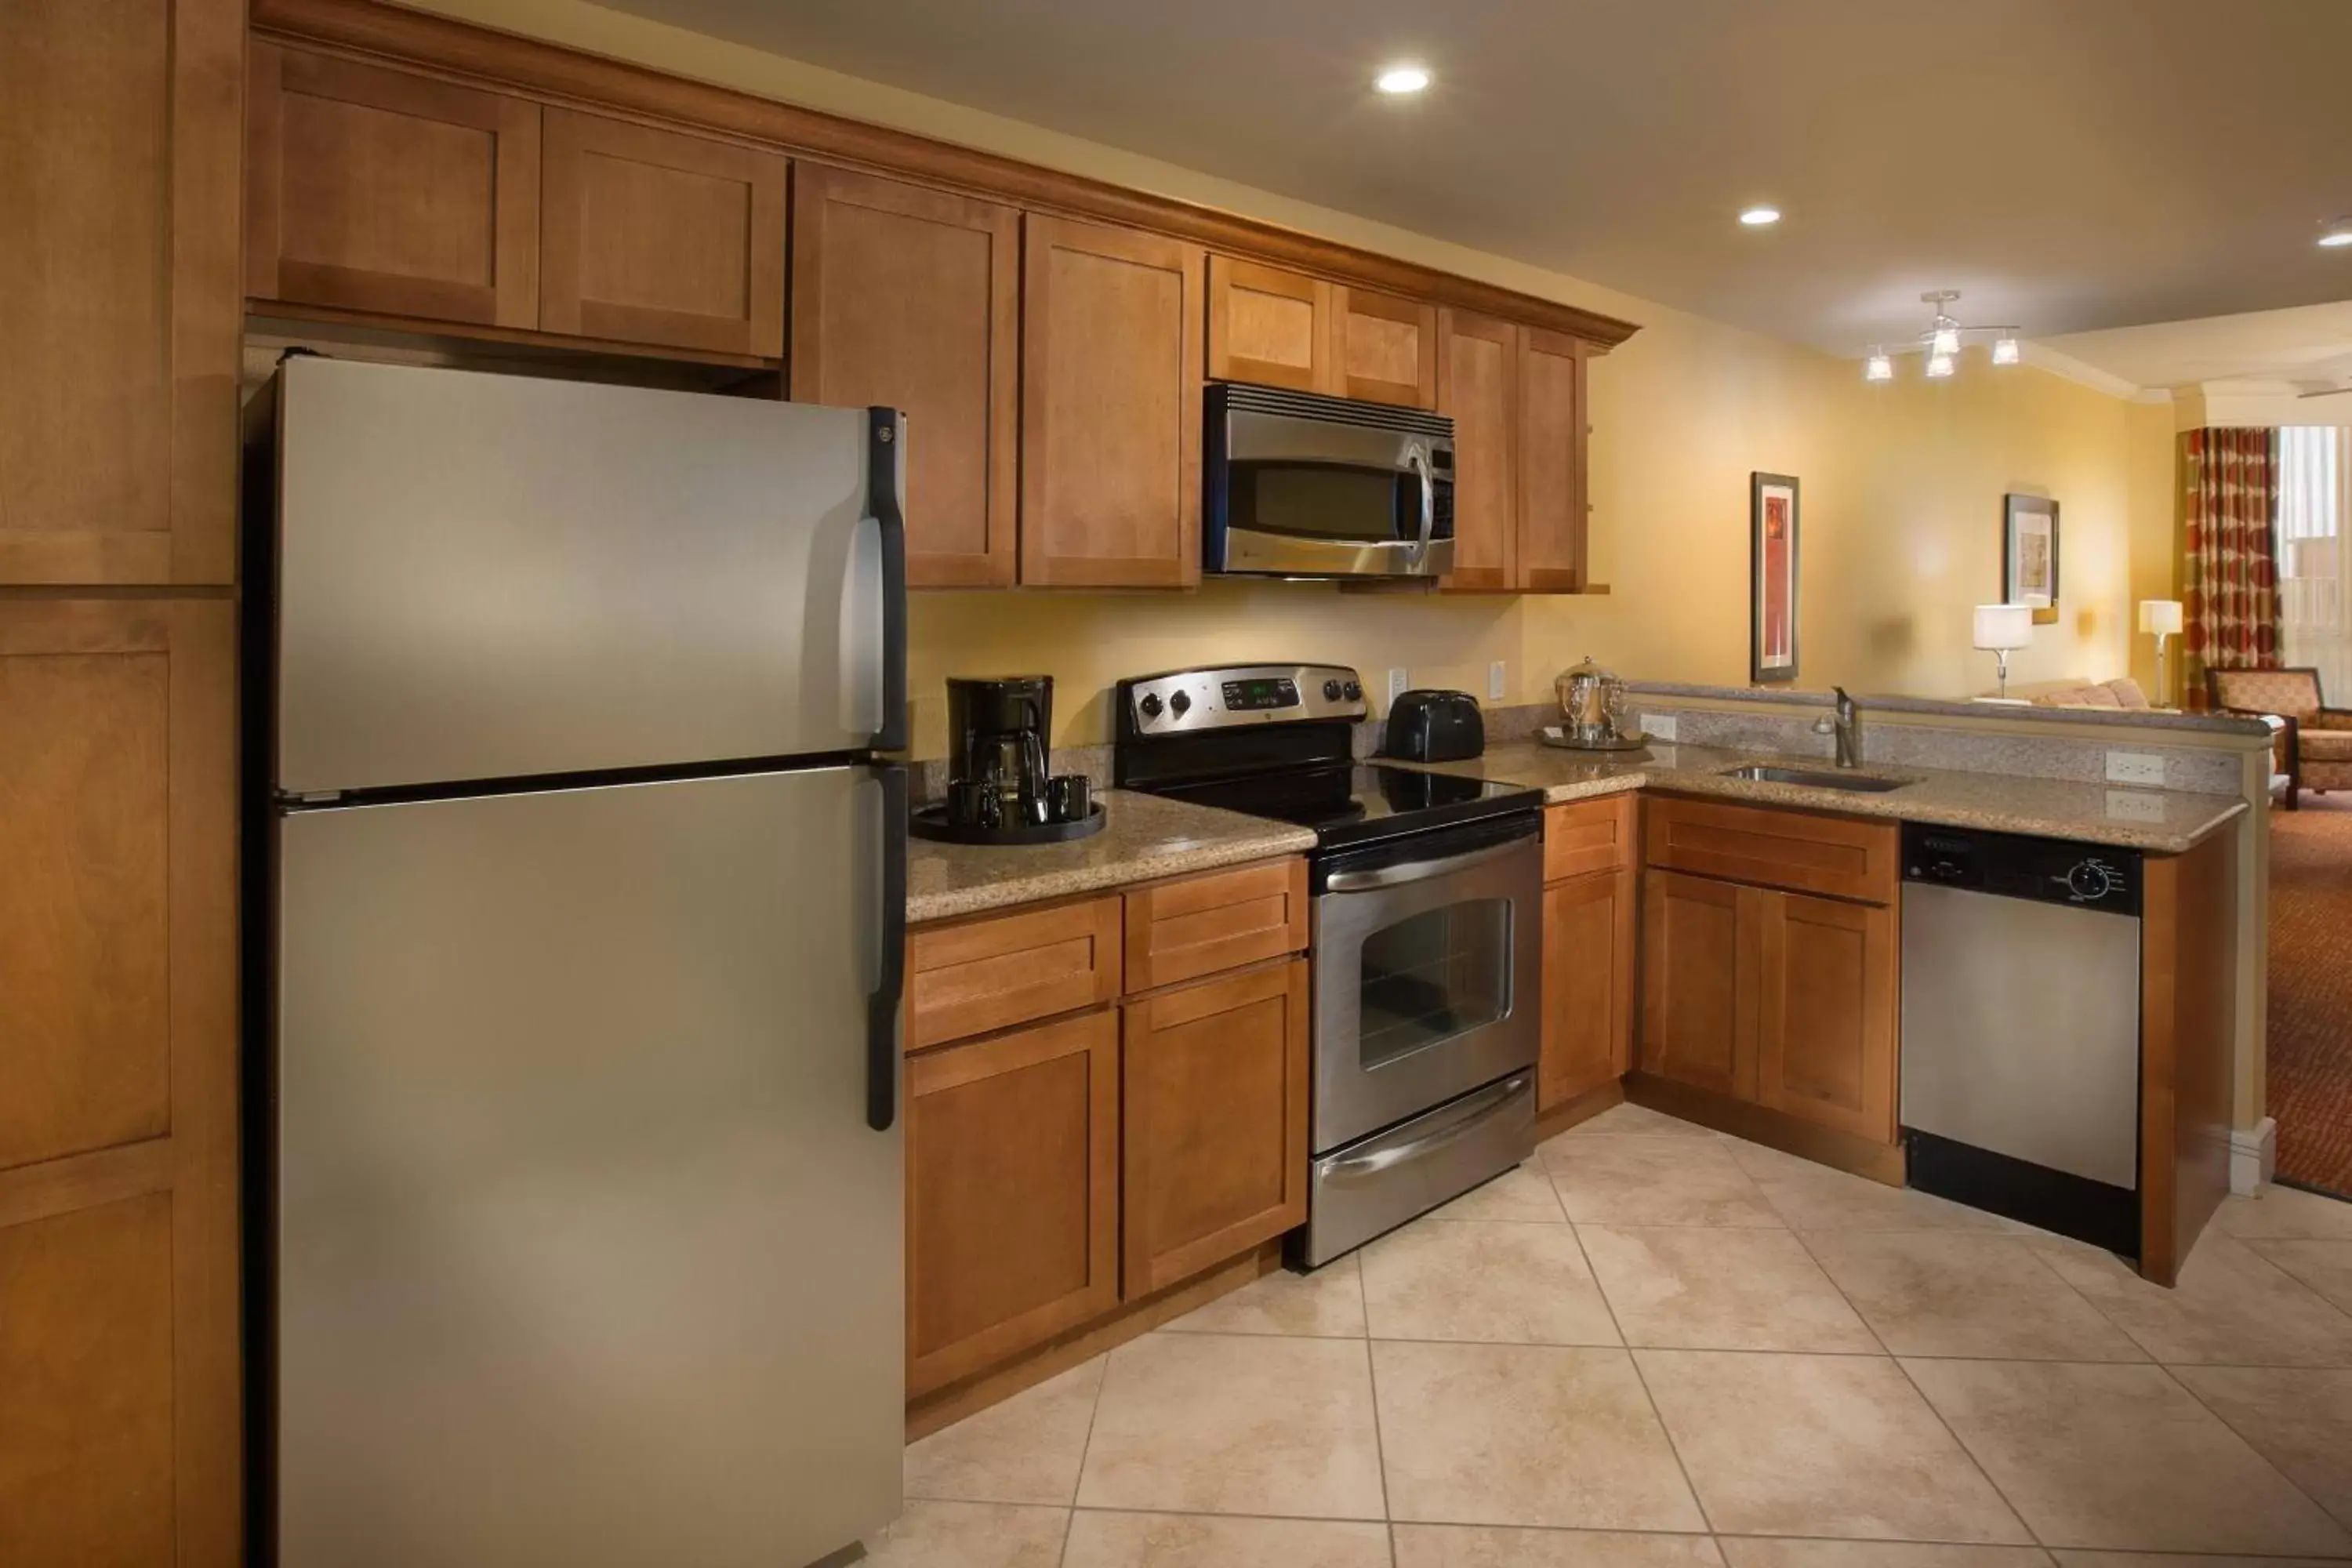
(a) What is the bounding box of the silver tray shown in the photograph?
[1537,726,1652,753]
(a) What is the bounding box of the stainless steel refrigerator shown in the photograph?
[247,357,908,1568]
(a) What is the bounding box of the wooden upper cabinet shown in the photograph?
[541,108,786,358]
[1,0,241,586]
[906,1008,1120,1396]
[1437,308,1518,591]
[792,165,1018,586]
[1639,869,1758,1100]
[1753,891,1896,1144]
[1331,287,1438,409]
[1021,216,1204,587]
[0,597,240,1566]
[1122,960,1309,1297]
[1516,326,1590,591]
[247,42,541,332]
[1206,256,1330,392]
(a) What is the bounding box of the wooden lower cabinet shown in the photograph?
[906,1007,1120,1397]
[1121,960,1310,1297]
[1539,866,1636,1110]
[1754,891,1896,1142]
[1639,869,1756,1100]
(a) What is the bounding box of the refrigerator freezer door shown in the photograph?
[272,358,888,794]
[274,768,903,1568]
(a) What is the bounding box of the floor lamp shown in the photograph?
[2140,599,2183,707]
[1974,604,2034,700]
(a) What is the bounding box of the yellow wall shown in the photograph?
[412,0,2166,753]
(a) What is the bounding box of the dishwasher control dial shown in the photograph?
[2066,859,2118,902]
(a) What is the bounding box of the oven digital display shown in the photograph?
[1221,677,1301,711]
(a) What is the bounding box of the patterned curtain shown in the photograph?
[2180,427,2281,707]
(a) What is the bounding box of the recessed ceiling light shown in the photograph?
[1374,64,1430,95]
[2321,219,2352,249]
[1739,205,1781,227]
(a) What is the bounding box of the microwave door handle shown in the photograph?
[1406,448,1436,565]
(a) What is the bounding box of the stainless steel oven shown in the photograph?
[1204,384,1455,579]
[1300,811,1542,1263]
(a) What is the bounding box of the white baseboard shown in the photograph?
[2230,1117,2278,1195]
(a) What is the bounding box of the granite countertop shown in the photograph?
[1624,680,2274,739]
[907,789,1316,924]
[1406,740,2249,853]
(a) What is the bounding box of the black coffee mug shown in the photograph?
[1047,775,1091,823]
[947,779,1003,829]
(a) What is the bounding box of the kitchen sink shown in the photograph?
[1721,764,1909,793]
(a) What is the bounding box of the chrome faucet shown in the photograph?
[1812,688,1861,768]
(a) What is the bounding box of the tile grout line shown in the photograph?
[1053,1353,1112,1566]
[2145,1355,2352,1545]
[1361,1332,1397,1543]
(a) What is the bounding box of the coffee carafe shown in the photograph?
[946,675,1052,825]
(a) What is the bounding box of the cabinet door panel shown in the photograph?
[1332,287,1438,409]
[1639,870,1757,1099]
[1123,960,1308,1297]
[1207,256,1329,392]
[1517,326,1589,591]
[1544,794,1636,884]
[1021,216,1203,587]
[248,42,540,330]
[1123,857,1308,993]
[1755,891,1896,1143]
[0,599,238,1566]
[907,1009,1120,1396]
[1540,866,1637,1110]
[1437,308,1517,592]
[793,165,1018,586]
[1,0,240,585]
[907,895,1123,1051]
[541,108,785,357]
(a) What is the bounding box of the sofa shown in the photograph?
[2206,666,2352,810]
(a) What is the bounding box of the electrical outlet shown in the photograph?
[1387,667,1410,705]
[1487,660,1508,701]
[2105,750,2165,786]
[1644,713,1679,742]
[2104,789,2166,822]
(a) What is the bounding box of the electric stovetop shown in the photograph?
[1138,761,1540,851]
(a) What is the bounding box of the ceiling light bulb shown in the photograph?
[2321,228,2352,249]
[1930,323,1962,357]
[1739,205,1781,227]
[1926,351,1956,379]
[1991,336,2020,365]
[1374,64,1430,94]
[1864,348,1894,382]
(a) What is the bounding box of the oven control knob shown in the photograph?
[1169,690,1192,717]
[1138,692,1163,720]
[1341,679,1363,701]
[1323,678,1344,702]
[2067,860,2114,902]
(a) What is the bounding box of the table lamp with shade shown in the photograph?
[2139,599,2183,707]
[1973,603,2034,700]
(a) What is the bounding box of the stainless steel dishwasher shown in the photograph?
[1899,823,2143,1256]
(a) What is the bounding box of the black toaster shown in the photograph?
[1381,690,1485,762]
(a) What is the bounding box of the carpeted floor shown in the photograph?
[2269,789,2352,1198]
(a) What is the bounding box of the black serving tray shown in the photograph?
[909,801,1106,846]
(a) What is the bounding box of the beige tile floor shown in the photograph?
[868,1103,2352,1567]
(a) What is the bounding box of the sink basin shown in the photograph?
[1721,764,1909,793]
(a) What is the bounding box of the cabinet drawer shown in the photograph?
[907,895,1123,1050]
[1544,794,1636,883]
[1123,858,1308,993]
[1645,794,1897,905]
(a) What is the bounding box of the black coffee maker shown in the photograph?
[911,675,1105,844]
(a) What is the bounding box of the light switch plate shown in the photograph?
[1488,660,1508,701]
[1387,667,1410,705]
[1644,713,1679,742]
[2104,789,2166,822]
[2106,750,2166,786]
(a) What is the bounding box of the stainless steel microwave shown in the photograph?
[1204,384,1456,578]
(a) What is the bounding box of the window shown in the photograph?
[2278,426,2352,697]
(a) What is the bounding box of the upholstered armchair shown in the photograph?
[2206,666,2352,809]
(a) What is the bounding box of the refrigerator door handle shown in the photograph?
[867,761,908,1131]
[868,408,909,753]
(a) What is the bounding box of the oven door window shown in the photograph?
[1230,460,1439,545]
[1356,897,1512,1070]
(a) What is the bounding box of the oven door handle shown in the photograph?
[1406,447,1436,567]
[1324,1073,1527,1178]
[1324,833,1530,893]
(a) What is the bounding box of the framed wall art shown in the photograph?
[2003,493,2060,626]
[1751,472,1800,683]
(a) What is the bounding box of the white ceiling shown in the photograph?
[593,0,2352,359]
[2041,301,2352,395]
